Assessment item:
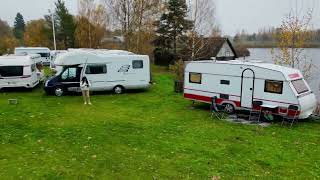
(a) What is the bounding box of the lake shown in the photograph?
[248,48,320,101]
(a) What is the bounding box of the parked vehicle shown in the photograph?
[15,47,51,65]
[0,54,42,89]
[50,50,68,70]
[184,60,317,119]
[44,51,151,96]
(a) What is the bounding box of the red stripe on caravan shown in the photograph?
[254,98,298,105]
[184,93,211,103]
[184,93,241,107]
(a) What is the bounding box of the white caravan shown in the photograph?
[0,54,42,89]
[44,51,151,96]
[184,60,317,119]
[15,47,51,65]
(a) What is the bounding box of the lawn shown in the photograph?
[0,68,319,179]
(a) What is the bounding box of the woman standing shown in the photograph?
[80,77,92,105]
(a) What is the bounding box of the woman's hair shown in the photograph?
[82,76,88,84]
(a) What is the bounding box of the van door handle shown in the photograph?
[250,88,253,90]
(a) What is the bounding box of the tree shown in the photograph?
[271,9,313,79]
[0,18,18,55]
[24,19,51,47]
[154,0,193,55]
[104,0,161,54]
[186,0,219,60]
[54,0,76,49]
[13,13,25,42]
[75,0,108,48]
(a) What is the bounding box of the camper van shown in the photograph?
[15,47,51,65]
[184,60,317,119]
[0,54,42,89]
[44,51,151,96]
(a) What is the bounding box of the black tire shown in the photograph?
[223,103,235,114]
[54,86,65,97]
[113,86,124,94]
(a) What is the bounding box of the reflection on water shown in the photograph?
[247,48,320,101]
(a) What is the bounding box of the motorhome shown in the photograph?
[51,49,135,72]
[184,60,317,119]
[44,51,151,96]
[15,47,51,65]
[0,54,42,89]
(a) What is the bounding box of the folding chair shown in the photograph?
[210,96,227,120]
[281,105,300,127]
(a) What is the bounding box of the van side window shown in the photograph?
[38,53,50,58]
[220,80,230,85]
[264,80,283,94]
[86,64,107,74]
[132,60,143,69]
[61,67,77,81]
[189,73,202,84]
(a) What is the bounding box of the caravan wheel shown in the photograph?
[113,86,124,94]
[54,87,65,97]
[223,103,235,114]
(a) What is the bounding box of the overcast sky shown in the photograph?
[0,0,319,36]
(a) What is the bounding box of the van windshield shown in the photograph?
[0,66,24,77]
[292,79,309,94]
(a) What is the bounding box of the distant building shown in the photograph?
[101,36,125,44]
[100,36,125,49]
[181,37,239,61]
[209,38,238,60]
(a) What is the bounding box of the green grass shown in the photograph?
[0,68,319,179]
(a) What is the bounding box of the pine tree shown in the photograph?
[54,0,76,49]
[13,13,25,41]
[155,0,193,55]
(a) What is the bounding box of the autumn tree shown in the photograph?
[13,13,25,43]
[271,9,314,79]
[0,18,18,55]
[75,0,108,48]
[24,19,51,47]
[104,0,161,54]
[185,0,219,60]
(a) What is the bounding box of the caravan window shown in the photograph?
[0,66,24,77]
[220,80,230,85]
[264,80,283,94]
[292,79,309,94]
[189,73,202,84]
[132,60,143,69]
[86,64,107,74]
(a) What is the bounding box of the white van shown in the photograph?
[44,51,151,96]
[0,54,41,89]
[184,60,317,119]
[15,47,51,65]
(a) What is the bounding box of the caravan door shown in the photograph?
[241,69,255,108]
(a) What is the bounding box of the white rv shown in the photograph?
[15,47,51,65]
[44,51,151,96]
[0,54,42,89]
[184,60,317,119]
